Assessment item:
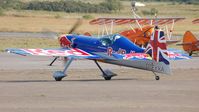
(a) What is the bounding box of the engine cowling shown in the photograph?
[58,35,72,48]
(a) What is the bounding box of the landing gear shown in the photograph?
[53,71,66,81]
[103,69,117,80]
[153,72,160,80]
[53,57,74,81]
[155,75,160,80]
[104,77,112,80]
[189,51,193,56]
[49,56,59,66]
[94,60,117,80]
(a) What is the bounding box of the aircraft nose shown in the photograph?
[59,35,72,48]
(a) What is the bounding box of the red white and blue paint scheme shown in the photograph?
[6,28,190,81]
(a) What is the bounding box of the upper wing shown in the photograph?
[6,48,101,59]
[89,17,185,25]
[192,18,199,24]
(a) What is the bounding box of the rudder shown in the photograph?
[145,28,171,74]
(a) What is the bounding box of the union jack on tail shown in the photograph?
[145,29,170,65]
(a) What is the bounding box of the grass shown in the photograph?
[0,2,198,34]
[0,37,59,52]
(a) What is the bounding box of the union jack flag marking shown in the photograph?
[145,29,169,65]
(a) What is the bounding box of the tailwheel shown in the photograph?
[155,76,160,80]
[153,72,160,81]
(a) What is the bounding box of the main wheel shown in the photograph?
[53,71,66,81]
[55,77,63,81]
[155,76,160,80]
[104,76,112,80]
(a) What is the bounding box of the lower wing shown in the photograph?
[6,48,101,59]
[6,48,172,74]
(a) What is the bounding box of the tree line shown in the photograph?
[121,0,199,4]
[0,0,197,15]
[0,0,123,13]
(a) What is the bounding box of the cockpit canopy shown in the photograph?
[100,34,121,46]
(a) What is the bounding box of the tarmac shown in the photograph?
[0,53,199,112]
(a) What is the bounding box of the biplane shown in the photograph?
[6,19,190,81]
[89,17,184,47]
[89,1,184,47]
[176,19,199,56]
[177,31,199,56]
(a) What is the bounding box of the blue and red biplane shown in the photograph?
[6,26,189,81]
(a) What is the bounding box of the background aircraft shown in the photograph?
[90,17,184,47]
[89,1,184,48]
[177,31,199,56]
[176,18,199,56]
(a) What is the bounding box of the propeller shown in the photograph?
[68,18,82,34]
[48,18,83,66]
[49,18,83,39]
[61,19,82,64]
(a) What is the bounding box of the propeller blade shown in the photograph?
[68,18,82,34]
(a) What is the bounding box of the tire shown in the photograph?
[104,77,112,80]
[55,77,62,81]
[155,76,160,80]
[189,51,193,56]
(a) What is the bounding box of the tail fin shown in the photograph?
[182,31,198,52]
[145,28,171,74]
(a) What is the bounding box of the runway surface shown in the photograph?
[0,53,199,112]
